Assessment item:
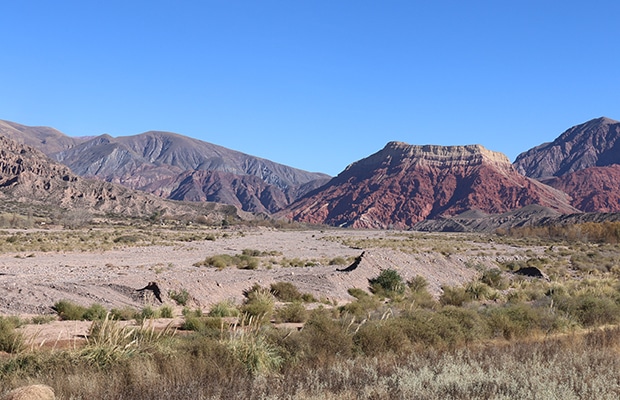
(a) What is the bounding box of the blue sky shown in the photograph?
[1,1,618,176]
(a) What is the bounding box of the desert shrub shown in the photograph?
[408,275,429,293]
[227,324,283,375]
[242,285,275,322]
[270,281,303,302]
[136,306,158,323]
[182,316,223,337]
[30,315,56,324]
[159,305,174,318]
[397,309,468,348]
[181,315,206,332]
[439,285,471,306]
[182,307,203,318]
[465,281,493,301]
[484,302,555,339]
[54,300,106,321]
[275,302,308,323]
[328,256,347,265]
[209,300,240,318]
[348,287,370,299]
[301,293,317,302]
[481,268,507,289]
[353,319,411,356]
[369,269,405,297]
[169,289,190,306]
[439,306,490,342]
[0,316,24,353]
[290,309,354,364]
[194,253,259,270]
[54,300,88,320]
[553,293,620,327]
[113,234,143,244]
[83,303,108,321]
[340,290,382,320]
[110,306,138,321]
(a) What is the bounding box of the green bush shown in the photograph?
[408,275,429,293]
[292,309,354,364]
[480,268,507,289]
[83,303,108,321]
[54,300,106,321]
[169,289,190,306]
[136,306,158,323]
[54,300,88,320]
[275,302,308,323]
[439,285,471,306]
[398,309,471,348]
[209,300,240,318]
[484,303,555,339]
[554,293,620,327]
[353,319,411,356]
[369,269,405,297]
[110,306,138,321]
[270,281,303,302]
[159,305,174,318]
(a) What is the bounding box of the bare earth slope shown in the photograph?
[0,228,512,316]
[284,142,576,229]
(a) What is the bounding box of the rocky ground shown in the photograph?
[0,227,513,346]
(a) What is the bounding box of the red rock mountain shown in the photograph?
[0,120,330,214]
[514,117,620,213]
[284,142,576,228]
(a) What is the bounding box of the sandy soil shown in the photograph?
[0,227,498,345]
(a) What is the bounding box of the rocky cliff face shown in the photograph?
[0,135,242,221]
[514,117,620,179]
[541,165,620,213]
[284,142,576,228]
[3,121,330,213]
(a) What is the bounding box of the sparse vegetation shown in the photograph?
[4,227,620,398]
[169,289,190,306]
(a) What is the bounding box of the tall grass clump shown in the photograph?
[226,317,283,375]
[241,284,275,323]
[0,316,24,353]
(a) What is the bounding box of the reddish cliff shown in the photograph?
[284,142,576,228]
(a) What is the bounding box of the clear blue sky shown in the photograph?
[1,1,618,176]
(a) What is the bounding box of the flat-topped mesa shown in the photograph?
[346,141,513,173]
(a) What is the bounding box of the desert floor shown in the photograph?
[0,226,521,346]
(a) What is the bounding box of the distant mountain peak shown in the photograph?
[514,116,620,179]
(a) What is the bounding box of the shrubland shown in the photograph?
[2,222,620,398]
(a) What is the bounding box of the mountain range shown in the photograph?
[2,116,620,230]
